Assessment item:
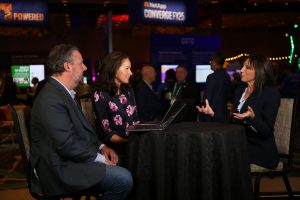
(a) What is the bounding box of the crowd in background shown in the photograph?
[1,60,300,112]
[1,54,300,130]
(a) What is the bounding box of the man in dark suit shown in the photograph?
[203,53,231,122]
[30,44,132,199]
[171,65,200,121]
[135,65,162,122]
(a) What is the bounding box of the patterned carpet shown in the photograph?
[0,144,27,190]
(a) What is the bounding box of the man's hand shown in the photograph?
[100,146,118,165]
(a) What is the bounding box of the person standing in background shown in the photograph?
[135,65,163,122]
[35,78,46,98]
[202,53,231,122]
[157,69,176,114]
[0,73,19,106]
[171,65,200,121]
[26,77,39,106]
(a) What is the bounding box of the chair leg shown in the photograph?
[254,174,263,200]
[282,174,294,199]
[0,155,25,185]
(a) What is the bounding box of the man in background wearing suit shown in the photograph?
[30,44,132,199]
[203,52,231,122]
[135,65,162,122]
[171,65,200,121]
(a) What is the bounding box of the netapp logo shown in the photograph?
[144,1,167,10]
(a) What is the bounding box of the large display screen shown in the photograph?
[11,64,45,87]
[161,64,177,83]
[195,65,213,83]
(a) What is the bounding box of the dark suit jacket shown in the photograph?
[135,80,162,122]
[233,85,280,168]
[30,78,105,196]
[204,68,231,122]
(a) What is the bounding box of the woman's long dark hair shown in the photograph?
[247,55,275,94]
[94,51,130,96]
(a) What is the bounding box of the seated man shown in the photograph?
[30,44,132,199]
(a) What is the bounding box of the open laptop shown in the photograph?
[127,100,187,132]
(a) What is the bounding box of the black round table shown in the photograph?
[126,122,253,200]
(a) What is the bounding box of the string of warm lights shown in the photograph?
[269,56,290,61]
[225,54,290,62]
[225,54,249,61]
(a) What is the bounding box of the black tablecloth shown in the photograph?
[126,122,253,200]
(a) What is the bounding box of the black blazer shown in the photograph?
[135,80,162,122]
[204,68,231,122]
[233,85,280,168]
[30,78,105,196]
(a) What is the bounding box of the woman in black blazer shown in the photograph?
[197,55,280,169]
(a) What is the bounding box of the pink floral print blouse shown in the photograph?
[92,89,139,144]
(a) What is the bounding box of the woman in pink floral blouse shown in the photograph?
[91,51,139,153]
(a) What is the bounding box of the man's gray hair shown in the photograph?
[47,44,79,75]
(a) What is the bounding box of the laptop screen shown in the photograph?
[160,100,187,127]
